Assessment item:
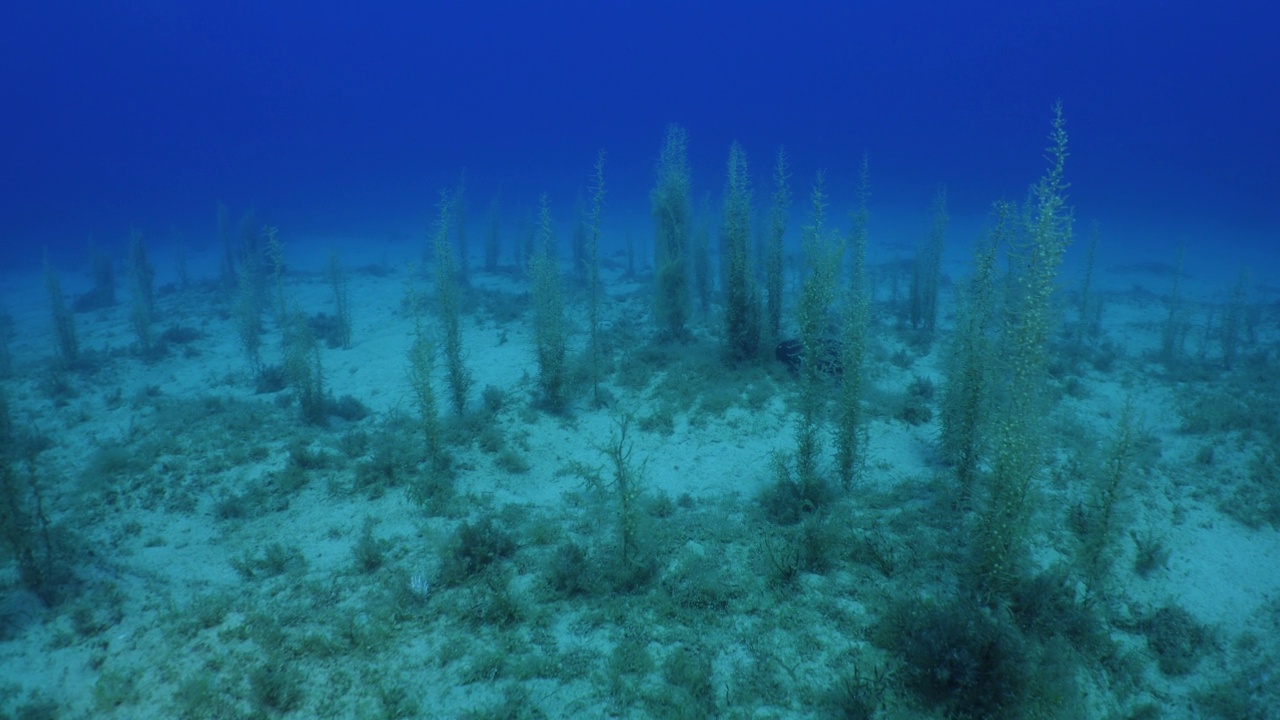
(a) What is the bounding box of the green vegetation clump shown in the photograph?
[764,147,791,344]
[352,517,390,574]
[585,151,607,403]
[494,447,530,475]
[73,239,116,312]
[1138,605,1211,676]
[692,202,712,317]
[874,593,1080,719]
[529,194,569,412]
[1193,654,1278,720]
[895,375,935,426]
[656,645,716,717]
[907,185,947,347]
[451,170,470,285]
[1077,399,1140,588]
[231,542,307,580]
[216,201,237,286]
[1007,565,1112,658]
[759,452,837,527]
[1219,268,1251,370]
[128,227,157,357]
[433,191,473,415]
[281,311,326,426]
[1131,528,1171,578]
[760,513,844,589]
[571,195,590,288]
[0,391,67,606]
[563,415,660,593]
[792,173,841,486]
[248,655,305,714]
[306,311,348,350]
[874,596,1032,718]
[597,416,651,584]
[826,664,892,720]
[43,256,79,371]
[1068,222,1105,368]
[970,104,1073,601]
[941,201,1010,490]
[351,413,443,504]
[484,195,502,272]
[1157,242,1189,370]
[651,123,693,341]
[234,228,265,376]
[1223,440,1280,529]
[0,306,13,377]
[835,155,871,487]
[92,667,142,713]
[440,514,516,586]
[405,297,451,497]
[546,540,600,598]
[327,250,352,349]
[721,141,760,364]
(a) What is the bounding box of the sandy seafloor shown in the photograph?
[0,228,1277,719]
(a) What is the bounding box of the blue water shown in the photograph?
[2,1,1276,277]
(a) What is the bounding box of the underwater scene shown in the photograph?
[1,3,1278,719]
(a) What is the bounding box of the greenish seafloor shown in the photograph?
[0,235,1277,720]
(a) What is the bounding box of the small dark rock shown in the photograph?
[775,338,843,376]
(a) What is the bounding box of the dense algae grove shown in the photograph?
[2,104,1278,720]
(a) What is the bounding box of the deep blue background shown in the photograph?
[2,0,1276,274]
